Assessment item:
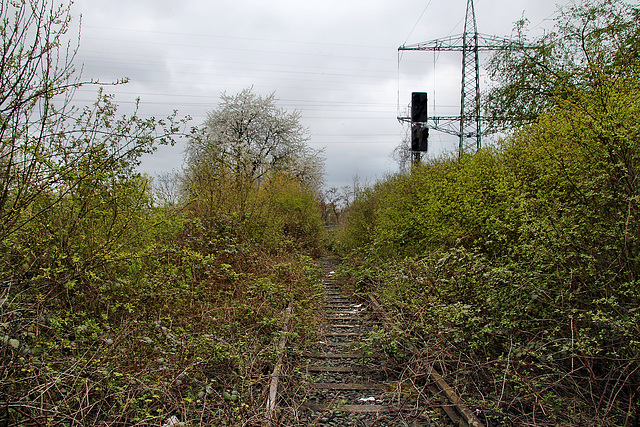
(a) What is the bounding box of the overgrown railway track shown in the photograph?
[272,257,484,427]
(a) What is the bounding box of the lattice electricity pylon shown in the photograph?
[398,0,514,154]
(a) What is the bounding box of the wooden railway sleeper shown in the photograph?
[367,294,485,427]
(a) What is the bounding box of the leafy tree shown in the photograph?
[183,88,324,219]
[339,83,640,422]
[484,0,640,132]
[0,0,77,240]
[0,4,326,426]
[0,0,186,253]
[337,2,640,423]
[0,0,188,289]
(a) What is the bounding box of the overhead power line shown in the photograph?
[399,0,527,156]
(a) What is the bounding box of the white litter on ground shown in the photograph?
[162,416,184,427]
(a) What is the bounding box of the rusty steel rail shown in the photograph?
[265,305,292,424]
[368,294,485,427]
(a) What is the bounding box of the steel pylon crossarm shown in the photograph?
[398,0,519,154]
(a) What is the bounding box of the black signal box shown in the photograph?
[411,92,428,123]
[411,125,429,152]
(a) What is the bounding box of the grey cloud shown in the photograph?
[69,0,562,188]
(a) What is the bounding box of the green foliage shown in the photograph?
[337,185,377,250]
[337,4,640,422]
[181,87,325,254]
[1,207,323,425]
[0,2,325,426]
[263,176,324,252]
[485,0,640,132]
[340,149,517,258]
[182,88,324,219]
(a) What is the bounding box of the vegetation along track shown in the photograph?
[274,257,484,426]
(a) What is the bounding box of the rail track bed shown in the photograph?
[276,257,483,426]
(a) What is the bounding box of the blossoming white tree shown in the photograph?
[183,88,324,219]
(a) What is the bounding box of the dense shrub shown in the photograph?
[337,82,640,425]
[0,4,325,425]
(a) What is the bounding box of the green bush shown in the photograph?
[337,82,640,426]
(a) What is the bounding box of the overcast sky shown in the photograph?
[70,0,563,189]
